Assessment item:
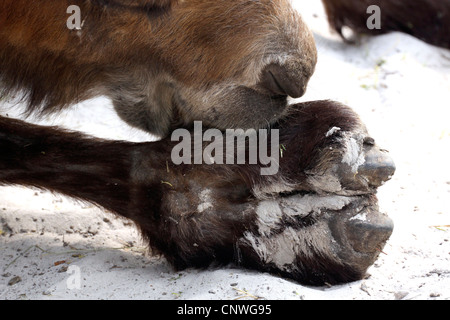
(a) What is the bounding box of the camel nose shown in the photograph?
[346,207,394,254]
[336,142,396,192]
[359,147,396,188]
[259,63,306,98]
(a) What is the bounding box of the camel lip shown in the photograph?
[272,191,393,258]
[277,188,377,202]
[273,189,381,220]
[244,189,391,281]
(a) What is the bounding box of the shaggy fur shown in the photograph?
[322,0,450,49]
[0,101,394,285]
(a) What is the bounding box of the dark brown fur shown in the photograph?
[322,0,450,49]
[0,101,394,285]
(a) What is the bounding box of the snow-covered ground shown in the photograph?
[1,1,449,300]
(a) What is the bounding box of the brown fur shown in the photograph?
[321,0,450,49]
[0,0,317,136]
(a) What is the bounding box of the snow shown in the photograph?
[1,1,450,300]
